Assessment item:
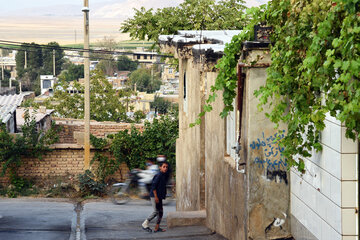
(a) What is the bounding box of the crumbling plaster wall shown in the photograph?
[204,71,246,240]
[175,55,203,211]
[243,49,291,239]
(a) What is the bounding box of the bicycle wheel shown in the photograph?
[110,183,131,205]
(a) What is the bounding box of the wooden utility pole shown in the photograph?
[24,50,27,69]
[21,50,27,93]
[1,49,4,91]
[53,49,56,76]
[83,0,91,170]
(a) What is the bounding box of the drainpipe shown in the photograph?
[234,63,246,173]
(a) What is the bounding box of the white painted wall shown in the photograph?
[291,114,359,240]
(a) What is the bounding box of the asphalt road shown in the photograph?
[0,198,226,240]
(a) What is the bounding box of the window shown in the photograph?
[183,71,188,113]
[43,80,51,89]
[226,100,237,159]
[169,68,173,74]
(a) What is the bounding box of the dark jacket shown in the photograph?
[149,172,167,199]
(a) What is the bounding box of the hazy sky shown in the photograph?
[0,0,270,44]
[2,0,269,18]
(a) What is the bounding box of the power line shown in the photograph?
[0,39,173,58]
[0,45,177,65]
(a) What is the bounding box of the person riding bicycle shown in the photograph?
[142,160,169,233]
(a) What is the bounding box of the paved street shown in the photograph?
[0,198,226,240]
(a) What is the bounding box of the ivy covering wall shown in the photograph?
[200,0,359,172]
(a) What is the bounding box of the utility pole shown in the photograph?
[24,50,27,69]
[21,50,27,94]
[83,0,91,170]
[53,49,56,76]
[1,49,4,91]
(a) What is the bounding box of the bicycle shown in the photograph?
[109,169,174,205]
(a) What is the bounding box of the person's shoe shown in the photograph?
[142,219,149,228]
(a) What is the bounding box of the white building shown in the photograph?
[40,75,57,95]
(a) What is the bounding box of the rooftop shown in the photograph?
[0,93,33,123]
[159,30,242,54]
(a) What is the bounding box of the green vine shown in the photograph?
[190,6,265,127]
[194,0,360,172]
[0,109,60,177]
[89,112,179,181]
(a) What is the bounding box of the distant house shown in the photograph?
[0,93,33,133]
[16,107,54,133]
[108,71,131,89]
[40,75,57,95]
[0,104,17,133]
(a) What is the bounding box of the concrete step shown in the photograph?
[167,210,206,228]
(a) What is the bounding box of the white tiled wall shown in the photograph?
[291,117,359,240]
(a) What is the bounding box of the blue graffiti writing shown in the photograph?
[251,130,287,170]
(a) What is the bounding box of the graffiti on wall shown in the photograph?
[250,130,287,170]
[250,130,289,183]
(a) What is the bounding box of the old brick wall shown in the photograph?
[0,149,129,185]
[55,118,143,144]
[0,118,141,185]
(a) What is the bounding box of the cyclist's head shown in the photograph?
[156,155,166,163]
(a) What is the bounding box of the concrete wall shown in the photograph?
[204,71,246,240]
[176,57,204,211]
[174,44,291,239]
[243,49,291,239]
[291,114,359,240]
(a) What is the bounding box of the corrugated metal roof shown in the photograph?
[0,94,24,107]
[0,104,17,123]
[0,93,28,123]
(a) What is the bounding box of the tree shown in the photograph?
[129,68,161,93]
[92,36,118,76]
[117,56,138,71]
[151,96,172,114]
[0,69,11,86]
[96,59,118,76]
[42,42,65,75]
[45,69,131,122]
[109,114,178,170]
[59,61,84,82]
[15,43,42,78]
[15,42,65,95]
[121,0,247,42]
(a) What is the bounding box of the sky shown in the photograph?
[0,0,270,44]
[1,0,269,17]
